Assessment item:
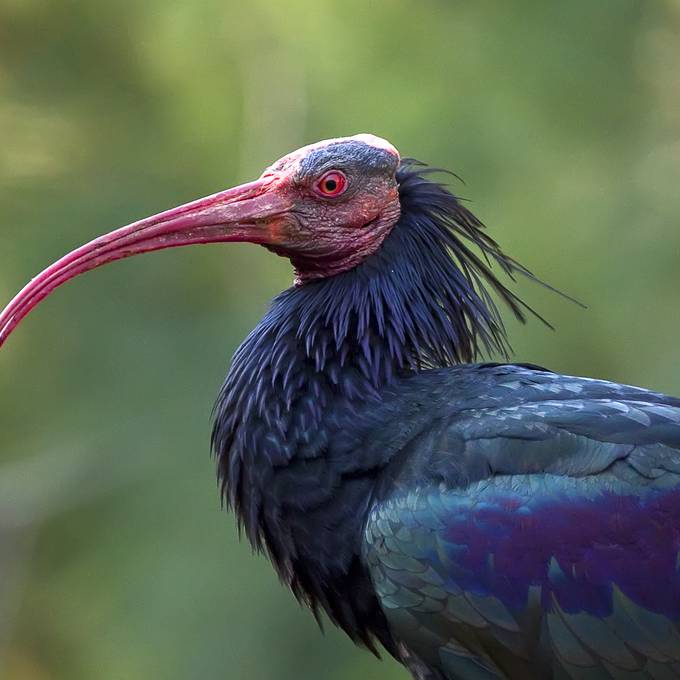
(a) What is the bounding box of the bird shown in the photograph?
[1,133,680,680]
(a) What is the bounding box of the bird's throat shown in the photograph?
[268,200,402,285]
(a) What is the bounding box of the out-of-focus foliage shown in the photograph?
[1,1,680,678]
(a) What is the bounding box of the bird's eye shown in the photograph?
[314,170,347,198]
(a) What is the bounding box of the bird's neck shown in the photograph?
[210,163,536,640]
[212,260,416,647]
[213,217,483,546]
[212,264,405,561]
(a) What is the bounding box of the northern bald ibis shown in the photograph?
[2,135,680,679]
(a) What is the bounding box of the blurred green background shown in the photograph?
[1,1,680,678]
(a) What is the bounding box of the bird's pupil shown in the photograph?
[325,179,337,191]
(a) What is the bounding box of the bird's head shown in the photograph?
[255,133,401,280]
[0,134,403,346]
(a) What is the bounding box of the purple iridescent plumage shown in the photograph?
[443,488,680,617]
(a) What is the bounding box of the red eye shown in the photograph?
[314,170,347,197]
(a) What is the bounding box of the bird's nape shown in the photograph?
[393,159,571,362]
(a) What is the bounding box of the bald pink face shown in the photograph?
[0,134,403,347]
[259,134,402,281]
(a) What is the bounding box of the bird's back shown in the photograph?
[362,364,680,679]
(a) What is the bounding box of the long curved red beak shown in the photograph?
[0,175,290,348]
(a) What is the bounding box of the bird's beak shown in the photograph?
[0,175,292,347]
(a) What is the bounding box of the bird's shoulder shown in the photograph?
[344,363,680,491]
